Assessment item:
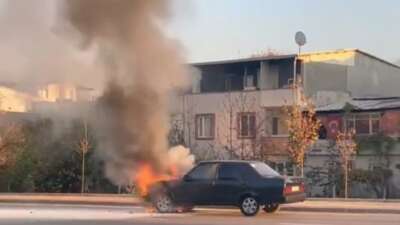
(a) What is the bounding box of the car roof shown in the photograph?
[198,160,261,165]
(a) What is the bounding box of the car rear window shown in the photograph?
[250,162,280,177]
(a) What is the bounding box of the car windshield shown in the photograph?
[250,162,280,177]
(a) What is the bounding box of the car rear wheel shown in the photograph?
[153,193,175,213]
[263,203,280,213]
[240,196,260,216]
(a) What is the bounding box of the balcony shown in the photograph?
[260,89,295,107]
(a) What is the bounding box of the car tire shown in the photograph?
[152,192,175,213]
[239,196,260,216]
[263,203,280,213]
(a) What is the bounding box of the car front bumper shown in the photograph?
[283,192,306,204]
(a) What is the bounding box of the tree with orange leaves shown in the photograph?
[336,129,357,199]
[284,81,320,177]
[0,124,25,171]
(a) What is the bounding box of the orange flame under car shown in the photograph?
[135,163,177,196]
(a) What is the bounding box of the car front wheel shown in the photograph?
[240,196,260,216]
[263,203,280,213]
[152,192,175,213]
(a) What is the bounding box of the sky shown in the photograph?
[0,0,398,70]
[168,0,400,63]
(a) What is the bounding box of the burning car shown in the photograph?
[146,160,306,216]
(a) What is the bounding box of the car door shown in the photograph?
[211,163,247,205]
[173,163,218,205]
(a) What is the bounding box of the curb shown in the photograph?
[0,194,146,207]
[0,199,145,207]
[307,198,400,203]
[281,206,400,214]
[0,195,399,214]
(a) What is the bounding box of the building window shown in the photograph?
[345,113,380,135]
[266,109,288,136]
[269,161,294,176]
[244,75,255,90]
[272,117,279,135]
[296,59,302,75]
[238,112,256,138]
[195,114,215,140]
[318,125,327,139]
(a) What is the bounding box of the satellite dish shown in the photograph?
[295,31,306,46]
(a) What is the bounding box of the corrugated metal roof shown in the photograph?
[191,54,296,66]
[317,97,400,112]
[190,49,400,69]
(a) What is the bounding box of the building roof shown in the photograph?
[300,48,400,69]
[317,97,400,112]
[191,48,400,69]
[191,54,296,66]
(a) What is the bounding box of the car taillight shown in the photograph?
[283,183,304,195]
[283,185,292,195]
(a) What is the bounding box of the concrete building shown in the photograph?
[173,49,400,198]
[37,83,95,103]
[310,97,400,198]
[0,86,33,112]
[0,83,95,115]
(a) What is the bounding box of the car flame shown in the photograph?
[135,163,177,197]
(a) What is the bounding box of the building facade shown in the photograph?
[172,49,400,198]
[309,98,400,198]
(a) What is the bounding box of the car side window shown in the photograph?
[187,163,218,180]
[217,164,242,181]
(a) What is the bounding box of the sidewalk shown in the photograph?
[0,194,399,214]
[0,193,144,206]
[281,198,400,214]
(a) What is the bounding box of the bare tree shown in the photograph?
[284,81,320,177]
[168,114,185,147]
[182,95,197,149]
[336,129,357,199]
[219,91,266,160]
[76,119,90,194]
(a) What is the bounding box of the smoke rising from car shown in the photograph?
[58,0,192,185]
[0,0,103,90]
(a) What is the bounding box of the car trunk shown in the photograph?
[283,176,305,196]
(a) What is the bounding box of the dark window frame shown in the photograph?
[345,113,380,136]
[272,117,279,135]
[237,112,256,139]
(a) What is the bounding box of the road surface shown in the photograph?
[1,203,400,225]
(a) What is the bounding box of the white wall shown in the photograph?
[260,89,294,107]
[181,91,263,159]
[303,62,348,97]
[0,86,32,112]
[301,50,400,98]
[347,52,400,97]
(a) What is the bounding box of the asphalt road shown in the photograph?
[1,203,400,225]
